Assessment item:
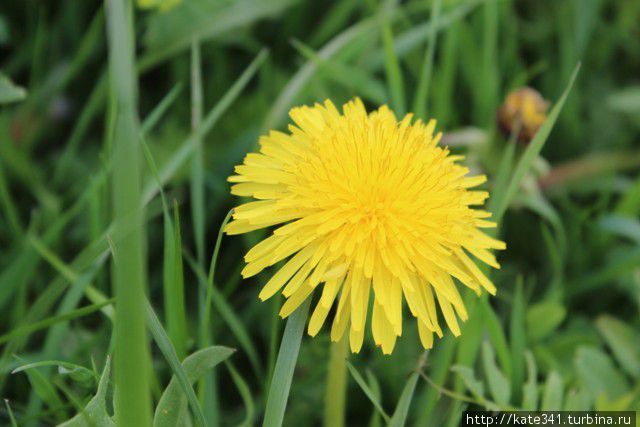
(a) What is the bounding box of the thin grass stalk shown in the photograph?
[105,0,151,425]
[413,0,442,119]
[190,39,218,424]
[190,37,205,268]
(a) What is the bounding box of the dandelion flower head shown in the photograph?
[226,98,505,354]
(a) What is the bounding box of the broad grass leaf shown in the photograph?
[595,315,640,378]
[153,346,235,427]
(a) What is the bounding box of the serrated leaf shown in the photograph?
[481,341,510,406]
[575,346,629,401]
[57,358,116,427]
[595,315,640,378]
[153,346,235,427]
[526,302,566,341]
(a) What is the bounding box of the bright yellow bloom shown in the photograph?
[226,98,505,354]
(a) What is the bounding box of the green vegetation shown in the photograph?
[1,0,639,426]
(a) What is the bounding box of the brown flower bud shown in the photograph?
[498,87,549,143]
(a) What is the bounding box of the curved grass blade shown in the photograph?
[201,209,233,348]
[226,361,255,427]
[145,300,210,427]
[346,361,390,423]
[388,372,419,427]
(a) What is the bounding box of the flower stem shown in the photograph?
[105,0,151,425]
[262,298,311,427]
[323,336,348,427]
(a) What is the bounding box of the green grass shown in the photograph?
[1,0,640,426]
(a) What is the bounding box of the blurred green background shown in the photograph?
[0,0,639,426]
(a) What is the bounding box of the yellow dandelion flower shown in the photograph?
[226,98,505,354]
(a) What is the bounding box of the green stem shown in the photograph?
[262,299,311,427]
[105,0,151,425]
[324,336,348,427]
[201,209,234,346]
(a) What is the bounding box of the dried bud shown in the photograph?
[498,87,549,143]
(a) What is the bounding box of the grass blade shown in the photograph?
[184,251,263,380]
[346,361,390,423]
[262,298,311,427]
[226,361,255,427]
[142,49,268,204]
[4,399,18,427]
[413,0,442,119]
[145,300,209,427]
[165,201,188,360]
[381,13,406,116]
[510,278,526,403]
[0,300,114,345]
[388,372,419,427]
[201,210,234,349]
